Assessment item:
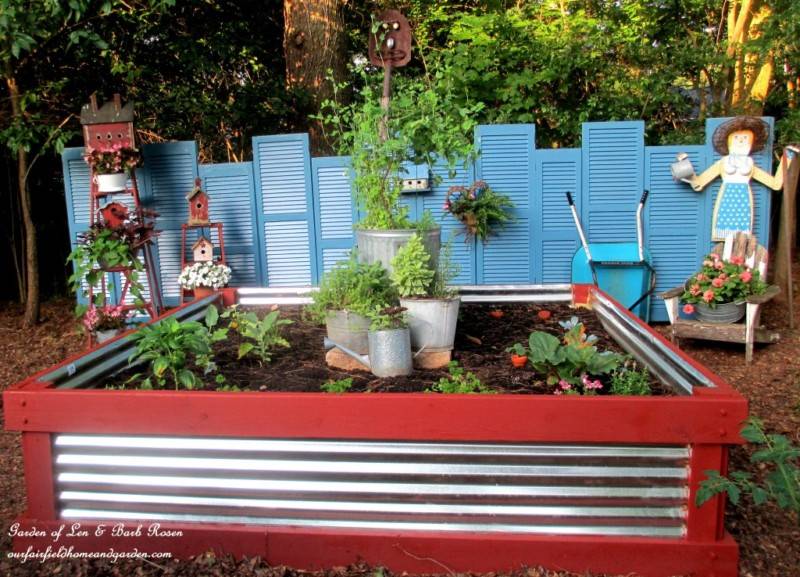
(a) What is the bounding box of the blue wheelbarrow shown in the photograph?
[566,190,656,322]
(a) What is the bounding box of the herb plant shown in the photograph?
[526,316,622,390]
[697,417,799,524]
[308,255,397,322]
[609,360,652,396]
[506,343,527,357]
[222,306,292,364]
[127,306,227,390]
[369,306,407,331]
[430,361,492,394]
[321,377,354,394]
[391,234,435,298]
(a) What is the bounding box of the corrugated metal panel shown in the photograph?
[476,125,534,284]
[54,435,689,538]
[265,221,312,286]
[582,122,644,243]
[645,147,707,322]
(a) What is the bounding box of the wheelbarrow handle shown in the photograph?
[640,189,650,205]
[565,191,575,206]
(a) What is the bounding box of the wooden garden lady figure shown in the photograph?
[674,116,795,241]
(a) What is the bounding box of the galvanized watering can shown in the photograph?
[670,152,696,183]
[324,328,413,378]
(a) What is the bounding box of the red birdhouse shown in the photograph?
[186,178,210,225]
[80,93,135,152]
[192,236,214,262]
[99,202,129,229]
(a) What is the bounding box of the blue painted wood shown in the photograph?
[644,145,708,322]
[535,148,581,283]
[475,124,536,284]
[581,121,645,243]
[311,155,357,273]
[199,162,261,286]
[252,134,318,286]
[702,117,774,249]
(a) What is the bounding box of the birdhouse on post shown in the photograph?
[99,202,129,229]
[192,236,214,262]
[186,178,210,225]
[80,93,135,152]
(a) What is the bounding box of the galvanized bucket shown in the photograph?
[367,328,413,377]
[399,296,461,352]
[694,301,745,324]
[356,228,441,274]
[325,311,371,355]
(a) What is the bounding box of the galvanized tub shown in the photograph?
[367,327,413,377]
[694,301,745,324]
[356,228,441,274]
[399,296,461,351]
[325,310,371,355]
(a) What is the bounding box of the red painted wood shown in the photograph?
[9,518,738,577]
[4,387,747,444]
[686,444,727,542]
[20,434,56,520]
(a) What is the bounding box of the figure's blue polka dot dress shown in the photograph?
[713,182,751,240]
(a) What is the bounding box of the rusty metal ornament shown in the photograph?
[368,10,411,68]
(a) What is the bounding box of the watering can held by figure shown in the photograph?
[670,153,696,183]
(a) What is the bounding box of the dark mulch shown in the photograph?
[3,271,800,576]
[105,302,667,395]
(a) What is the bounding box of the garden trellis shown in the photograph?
[61,118,775,322]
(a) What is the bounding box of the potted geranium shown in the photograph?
[444,180,514,241]
[307,255,397,355]
[178,261,232,299]
[391,235,460,352]
[83,144,141,192]
[317,70,482,272]
[680,252,767,323]
[83,304,128,343]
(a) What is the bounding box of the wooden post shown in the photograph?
[774,148,799,327]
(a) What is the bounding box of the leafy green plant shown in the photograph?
[321,377,354,394]
[526,316,622,391]
[430,241,460,299]
[391,234,435,297]
[127,306,227,390]
[430,361,493,394]
[506,343,527,356]
[609,360,652,396]
[444,180,514,241]
[697,417,800,523]
[222,306,292,365]
[369,306,407,331]
[681,252,767,310]
[307,255,397,323]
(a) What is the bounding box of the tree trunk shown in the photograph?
[726,0,774,114]
[283,0,346,154]
[6,73,40,325]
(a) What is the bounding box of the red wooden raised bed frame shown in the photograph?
[4,285,747,577]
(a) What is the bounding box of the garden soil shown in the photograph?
[1,281,799,576]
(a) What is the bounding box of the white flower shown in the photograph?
[178,262,232,289]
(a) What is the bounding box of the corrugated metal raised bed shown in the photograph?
[4,285,747,577]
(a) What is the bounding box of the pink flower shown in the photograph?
[741,270,752,283]
[718,273,728,281]
[689,284,701,296]
[714,261,724,270]
[712,278,723,288]
[558,379,571,391]
[703,290,715,303]
[710,253,720,260]
[702,260,713,267]
[683,304,695,315]
[729,255,745,265]
[553,390,563,395]
[695,273,706,282]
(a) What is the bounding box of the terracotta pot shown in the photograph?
[537,310,552,320]
[511,354,528,368]
[489,310,504,319]
[193,286,216,299]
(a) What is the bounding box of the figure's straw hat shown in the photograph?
[712,116,769,155]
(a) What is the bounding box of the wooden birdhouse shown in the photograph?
[192,236,214,262]
[186,178,210,225]
[80,93,135,152]
[99,201,129,229]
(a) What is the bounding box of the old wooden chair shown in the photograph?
[660,232,780,364]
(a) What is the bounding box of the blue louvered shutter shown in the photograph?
[536,148,581,283]
[253,134,318,286]
[475,124,535,284]
[703,117,774,248]
[644,146,708,322]
[142,141,199,306]
[424,162,476,284]
[581,121,645,242]
[199,162,261,286]
[312,156,356,274]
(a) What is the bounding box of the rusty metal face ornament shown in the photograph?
[368,10,411,68]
